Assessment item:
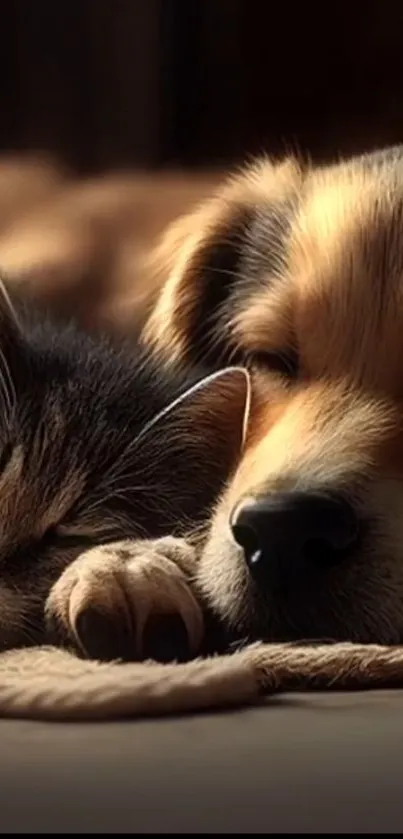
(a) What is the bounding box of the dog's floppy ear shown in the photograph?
[143,157,303,366]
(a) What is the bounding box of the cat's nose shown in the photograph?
[231,490,358,586]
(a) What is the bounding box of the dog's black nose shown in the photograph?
[231,491,358,585]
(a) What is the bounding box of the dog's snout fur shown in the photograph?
[144,145,403,647]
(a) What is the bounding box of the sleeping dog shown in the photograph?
[137,144,403,651]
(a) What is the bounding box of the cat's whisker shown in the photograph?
[0,346,15,423]
[98,436,193,491]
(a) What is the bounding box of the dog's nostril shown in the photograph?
[232,522,262,568]
[301,537,352,567]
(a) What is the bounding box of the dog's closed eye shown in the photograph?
[252,349,299,379]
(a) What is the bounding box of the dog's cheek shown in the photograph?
[196,503,255,635]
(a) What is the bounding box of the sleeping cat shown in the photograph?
[0,281,249,663]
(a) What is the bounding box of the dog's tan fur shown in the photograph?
[142,146,403,647]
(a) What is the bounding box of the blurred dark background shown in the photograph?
[1,0,403,173]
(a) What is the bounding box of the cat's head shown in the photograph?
[0,281,250,650]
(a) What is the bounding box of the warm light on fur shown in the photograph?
[144,145,403,646]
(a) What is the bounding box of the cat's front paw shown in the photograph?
[45,537,203,663]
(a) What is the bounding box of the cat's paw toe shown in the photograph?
[45,538,203,662]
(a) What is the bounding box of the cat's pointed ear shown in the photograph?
[135,367,251,526]
[167,366,251,461]
[138,366,251,464]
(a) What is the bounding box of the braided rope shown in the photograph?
[0,641,401,720]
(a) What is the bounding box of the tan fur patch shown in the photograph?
[225,383,397,511]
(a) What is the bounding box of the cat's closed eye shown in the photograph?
[44,524,96,550]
